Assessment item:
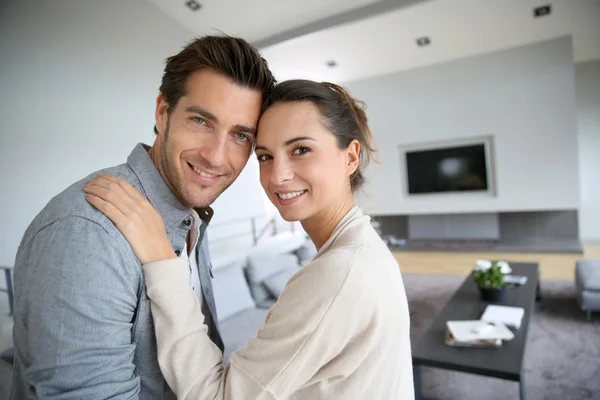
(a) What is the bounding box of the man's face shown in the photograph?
[153,68,263,209]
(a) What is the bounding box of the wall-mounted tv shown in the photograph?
[405,143,490,195]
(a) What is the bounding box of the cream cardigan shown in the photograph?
[143,206,414,399]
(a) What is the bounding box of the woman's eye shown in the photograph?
[293,146,310,155]
[257,154,272,162]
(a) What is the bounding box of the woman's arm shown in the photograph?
[142,257,229,399]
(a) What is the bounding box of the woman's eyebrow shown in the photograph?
[255,136,316,152]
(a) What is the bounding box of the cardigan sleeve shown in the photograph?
[143,245,371,399]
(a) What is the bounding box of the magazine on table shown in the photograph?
[481,305,525,329]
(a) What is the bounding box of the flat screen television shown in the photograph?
[405,143,489,194]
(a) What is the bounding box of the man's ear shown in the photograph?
[155,93,169,135]
[346,139,361,176]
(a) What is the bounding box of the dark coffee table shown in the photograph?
[412,263,539,400]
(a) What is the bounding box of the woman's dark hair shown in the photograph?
[266,80,377,192]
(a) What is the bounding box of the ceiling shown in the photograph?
[149,0,600,83]
[148,0,382,42]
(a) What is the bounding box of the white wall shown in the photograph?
[346,37,580,216]
[0,0,271,267]
[576,59,600,243]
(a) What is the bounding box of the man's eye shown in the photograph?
[192,117,207,126]
[235,133,249,142]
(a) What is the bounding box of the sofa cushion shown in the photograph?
[298,256,314,268]
[579,288,600,311]
[263,266,299,299]
[245,276,271,305]
[246,253,300,282]
[246,254,300,303]
[219,307,268,362]
[256,299,276,310]
[576,260,600,292]
[212,261,256,322]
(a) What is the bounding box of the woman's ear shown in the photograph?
[346,139,361,176]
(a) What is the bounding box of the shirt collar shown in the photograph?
[194,206,214,223]
[126,143,214,233]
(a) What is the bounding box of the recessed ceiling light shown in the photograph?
[185,0,201,11]
[533,4,551,18]
[416,37,431,47]
[326,60,337,68]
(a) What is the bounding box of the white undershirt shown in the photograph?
[179,210,203,306]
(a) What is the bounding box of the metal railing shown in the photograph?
[0,266,13,316]
[209,214,296,246]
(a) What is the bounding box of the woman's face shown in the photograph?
[255,101,358,222]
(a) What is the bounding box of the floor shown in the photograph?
[404,273,600,400]
[393,244,600,281]
[395,237,584,254]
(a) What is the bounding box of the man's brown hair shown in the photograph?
[154,35,275,134]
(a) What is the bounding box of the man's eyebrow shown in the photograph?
[185,106,256,135]
[234,125,257,136]
[184,106,218,123]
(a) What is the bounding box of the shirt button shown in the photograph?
[174,249,181,256]
[183,219,191,226]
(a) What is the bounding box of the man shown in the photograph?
[11,35,275,399]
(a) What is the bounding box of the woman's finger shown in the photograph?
[84,176,139,215]
[117,178,147,203]
[96,174,148,203]
[95,174,153,215]
[87,176,131,199]
[85,193,128,231]
[83,183,133,215]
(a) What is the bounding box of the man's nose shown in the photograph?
[202,134,228,168]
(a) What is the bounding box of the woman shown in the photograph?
[84,80,413,399]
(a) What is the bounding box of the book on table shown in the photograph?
[445,320,515,348]
[480,305,525,330]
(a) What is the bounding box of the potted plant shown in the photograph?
[473,260,512,302]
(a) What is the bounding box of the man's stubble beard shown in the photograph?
[161,120,234,209]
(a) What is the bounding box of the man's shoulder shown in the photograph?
[24,163,141,241]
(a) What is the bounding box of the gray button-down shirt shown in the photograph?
[11,143,223,399]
